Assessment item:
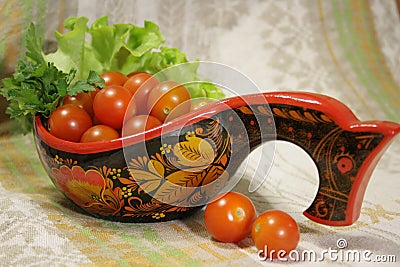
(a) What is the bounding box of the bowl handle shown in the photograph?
[229,92,400,226]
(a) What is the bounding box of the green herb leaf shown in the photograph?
[86,70,106,89]
[0,24,104,134]
[25,23,45,64]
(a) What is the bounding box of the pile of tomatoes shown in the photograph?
[48,71,212,142]
[204,192,300,259]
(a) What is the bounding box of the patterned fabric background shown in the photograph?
[0,0,399,266]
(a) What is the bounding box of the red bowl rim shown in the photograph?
[34,91,399,155]
[34,93,275,154]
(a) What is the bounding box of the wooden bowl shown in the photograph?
[34,92,400,225]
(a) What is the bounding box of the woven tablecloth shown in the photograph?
[0,1,399,266]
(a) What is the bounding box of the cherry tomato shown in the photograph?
[100,71,128,86]
[123,72,153,95]
[63,92,94,116]
[122,115,162,136]
[251,210,300,259]
[191,98,216,111]
[48,104,92,142]
[204,192,257,243]
[127,71,145,78]
[93,85,133,129]
[147,81,191,122]
[80,125,120,142]
[133,75,160,114]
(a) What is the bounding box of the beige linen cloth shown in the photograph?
[0,0,399,266]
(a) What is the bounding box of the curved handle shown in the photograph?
[223,92,400,226]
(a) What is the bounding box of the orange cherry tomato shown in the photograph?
[48,104,92,142]
[204,192,257,243]
[251,210,300,259]
[80,125,120,142]
[100,71,128,86]
[147,81,191,122]
[122,115,162,136]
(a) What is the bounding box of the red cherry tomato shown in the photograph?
[204,192,257,243]
[133,75,160,115]
[251,210,300,259]
[123,72,153,95]
[122,115,162,136]
[48,105,92,142]
[100,71,128,86]
[147,81,191,122]
[80,125,120,142]
[93,85,133,129]
[127,71,145,78]
[63,92,94,116]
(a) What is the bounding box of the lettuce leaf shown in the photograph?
[0,24,104,134]
[44,16,224,99]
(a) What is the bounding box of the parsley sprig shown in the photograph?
[0,24,104,134]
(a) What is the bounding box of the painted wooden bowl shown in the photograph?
[33,91,400,226]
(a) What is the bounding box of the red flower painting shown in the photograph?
[52,165,123,216]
